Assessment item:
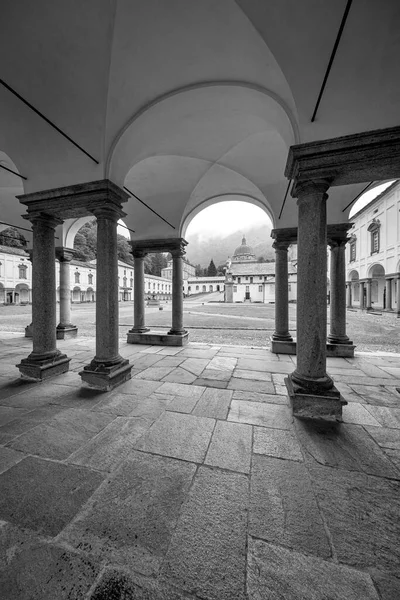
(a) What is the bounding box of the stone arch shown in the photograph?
[15,283,30,303]
[368,263,385,307]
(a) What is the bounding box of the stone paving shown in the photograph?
[0,333,400,599]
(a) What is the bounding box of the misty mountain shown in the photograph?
[185,224,274,268]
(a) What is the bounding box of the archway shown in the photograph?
[15,283,30,304]
[368,263,385,308]
[348,270,360,304]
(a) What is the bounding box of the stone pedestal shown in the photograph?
[127,252,150,343]
[285,180,343,419]
[80,205,132,391]
[56,248,78,339]
[168,247,187,337]
[271,238,293,348]
[17,215,70,380]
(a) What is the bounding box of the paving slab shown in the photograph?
[253,426,303,462]
[237,357,286,372]
[199,368,232,381]
[135,411,215,462]
[61,452,195,576]
[342,402,382,426]
[309,464,400,574]
[0,456,104,536]
[232,389,287,405]
[250,455,331,558]
[233,369,272,382]
[247,537,379,600]
[348,384,399,407]
[206,356,237,371]
[162,466,248,600]
[165,394,199,413]
[90,568,195,600]
[68,416,152,471]
[134,366,176,381]
[0,446,25,474]
[193,377,228,389]
[0,530,99,600]
[205,421,252,473]
[192,387,233,419]
[295,420,400,479]
[1,383,75,408]
[228,399,292,429]
[0,406,31,426]
[8,408,114,460]
[161,367,198,384]
[0,405,66,441]
[369,570,400,600]
[364,405,400,428]
[180,357,210,376]
[365,424,400,449]
[384,448,400,469]
[228,378,275,394]
[111,378,162,396]
[128,354,165,371]
[154,356,186,368]
[157,381,205,398]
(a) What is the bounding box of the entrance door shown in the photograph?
[245,285,250,300]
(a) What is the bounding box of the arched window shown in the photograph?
[367,219,381,255]
[123,277,127,287]
[130,278,133,287]
[74,271,80,284]
[18,264,27,279]
[88,273,93,285]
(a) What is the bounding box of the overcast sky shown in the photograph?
[349,181,396,218]
[186,201,272,239]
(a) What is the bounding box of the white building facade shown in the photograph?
[346,181,400,312]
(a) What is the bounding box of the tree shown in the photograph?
[257,256,265,263]
[216,263,226,275]
[117,235,134,265]
[207,259,217,276]
[0,227,27,248]
[195,264,203,276]
[144,253,168,276]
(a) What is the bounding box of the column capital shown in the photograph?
[91,205,125,222]
[291,178,332,200]
[55,247,75,262]
[271,227,297,247]
[170,246,186,259]
[132,249,148,259]
[327,222,354,248]
[272,240,290,252]
[23,212,63,230]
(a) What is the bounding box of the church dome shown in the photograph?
[233,235,254,257]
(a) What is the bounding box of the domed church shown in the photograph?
[225,235,297,303]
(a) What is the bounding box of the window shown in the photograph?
[88,273,93,285]
[233,285,237,292]
[350,242,356,262]
[367,219,381,255]
[74,271,80,284]
[250,277,253,284]
[18,264,27,279]
[123,277,127,287]
[130,278,133,287]
[238,277,241,283]
[259,276,262,281]
[196,285,199,291]
[124,269,126,276]
[245,276,248,281]
[258,285,263,292]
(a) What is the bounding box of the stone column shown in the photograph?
[272,239,293,347]
[17,215,70,380]
[169,247,187,336]
[56,248,78,339]
[346,282,352,308]
[25,249,34,337]
[286,179,342,419]
[366,278,372,310]
[386,278,392,310]
[80,206,132,390]
[396,275,400,315]
[359,282,365,309]
[327,235,352,345]
[127,251,150,338]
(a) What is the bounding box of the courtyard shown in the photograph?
[1,296,400,352]
[0,298,400,599]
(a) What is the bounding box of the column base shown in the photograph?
[326,342,355,358]
[270,338,296,355]
[127,330,189,346]
[25,324,33,338]
[56,325,78,340]
[128,327,150,334]
[79,358,132,391]
[285,374,346,420]
[17,351,70,381]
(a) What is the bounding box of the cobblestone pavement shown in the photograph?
[0,333,399,599]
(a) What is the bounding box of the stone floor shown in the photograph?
[0,333,400,599]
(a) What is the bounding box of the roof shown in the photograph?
[233,235,255,258]
[0,245,29,257]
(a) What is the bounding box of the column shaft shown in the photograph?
[359,282,365,309]
[169,252,186,335]
[346,282,352,308]
[386,278,392,310]
[291,181,333,391]
[328,240,350,343]
[30,217,59,358]
[366,279,372,310]
[272,241,292,341]
[132,253,149,333]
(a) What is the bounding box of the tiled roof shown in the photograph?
[230,261,297,275]
[0,245,29,257]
